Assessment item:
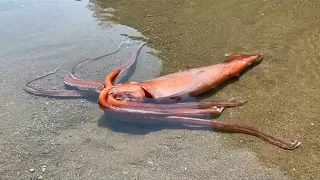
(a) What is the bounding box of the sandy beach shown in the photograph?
[1,1,319,179]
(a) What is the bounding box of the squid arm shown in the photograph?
[100,97,301,150]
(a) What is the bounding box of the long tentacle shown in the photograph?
[23,41,140,98]
[103,102,300,150]
[64,41,133,90]
[167,116,301,150]
[23,67,100,97]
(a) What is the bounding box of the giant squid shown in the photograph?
[23,42,301,150]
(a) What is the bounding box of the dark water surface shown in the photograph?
[0,0,319,179]
[91,0,320,179]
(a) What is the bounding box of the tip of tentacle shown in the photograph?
[293,140,302,149]
[285,140,301,150]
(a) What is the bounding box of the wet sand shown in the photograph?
[93,0,320,179]
[0,0,319,179]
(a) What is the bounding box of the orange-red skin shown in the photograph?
[98,54,263,109]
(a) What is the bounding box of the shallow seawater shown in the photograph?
[0,0,319,179]
[0,0,162,179]
[90,0,320,179]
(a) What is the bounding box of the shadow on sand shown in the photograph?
[97,112,212,135]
